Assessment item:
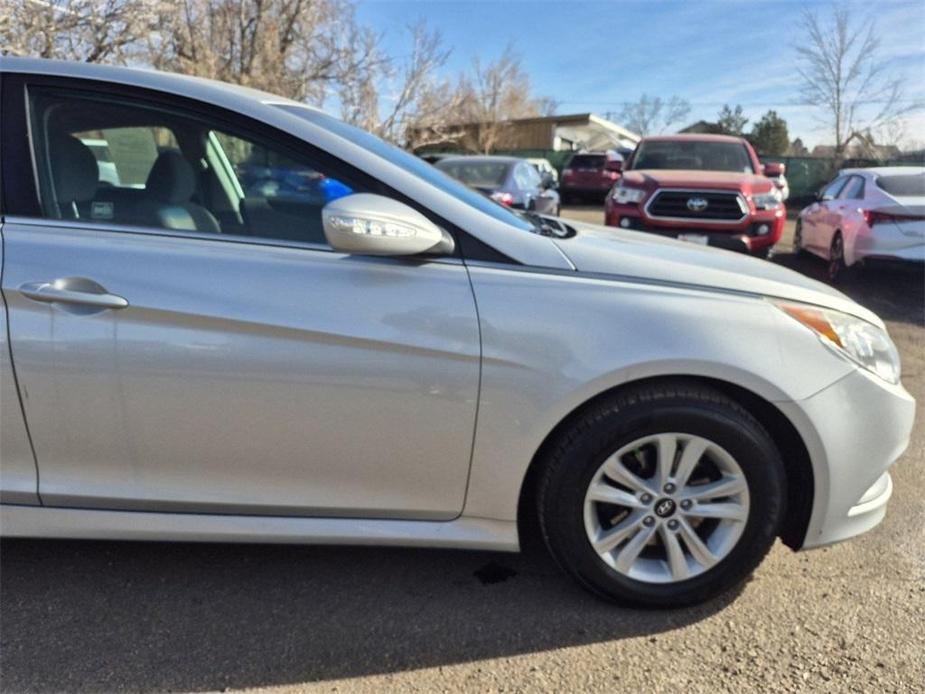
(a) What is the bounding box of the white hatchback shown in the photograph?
[796,167,925,282]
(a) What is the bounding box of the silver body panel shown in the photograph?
[1,220,479,519]
[0,57,915,552]
[0,224,40,505]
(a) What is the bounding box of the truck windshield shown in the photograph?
[273,104,534,233]
[632,141,755,174]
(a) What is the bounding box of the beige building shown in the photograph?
[414,113,640,153]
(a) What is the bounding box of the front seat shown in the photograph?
[50,136,99,219]
[142,150,221,233]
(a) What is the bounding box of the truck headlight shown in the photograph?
[752,189,783,210]
[774,302,901,384]
[612,184,646,205]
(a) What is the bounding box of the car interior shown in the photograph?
[32,91,356,247]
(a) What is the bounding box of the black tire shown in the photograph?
[828,232,848,284]
[793,220,806,255]
[536,380,786,608]
[754,246,772,260]
[560,192,572,206]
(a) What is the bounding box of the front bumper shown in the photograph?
[605,204,785,253]
[778,367,915,549]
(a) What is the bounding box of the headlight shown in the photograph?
[752,188,782,210]
[612,184,646,205]
[774,302,901,384]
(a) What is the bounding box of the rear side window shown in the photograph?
[514,162,541,189]
[27,87,362,247]
[876,173,925,197]
[567,154,606,169]
[436,161,509,187]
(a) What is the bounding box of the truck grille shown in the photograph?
[647,190,746,222]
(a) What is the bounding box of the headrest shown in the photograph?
[52,136,99,204]
[146,150,196,204]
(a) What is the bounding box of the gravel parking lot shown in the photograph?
[2,207,923,693]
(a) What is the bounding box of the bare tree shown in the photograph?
[148,0,384,104]
[795,4,921,164]
[619,94,690,136]
[1,0,161,63]
[340,21,469,148]
[458,45,551,153]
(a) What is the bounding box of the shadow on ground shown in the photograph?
[0,539,738,692]
[771,249,924,326]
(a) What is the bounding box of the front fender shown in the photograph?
[461,265,855,521]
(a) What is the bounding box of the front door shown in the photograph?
[1,81,481,520]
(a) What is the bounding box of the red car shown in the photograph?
[604,135,786,257]
[559,151,622,203]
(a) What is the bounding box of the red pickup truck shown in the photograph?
[604,135,786,257]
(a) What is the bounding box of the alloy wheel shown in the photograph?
[583,433,750,584]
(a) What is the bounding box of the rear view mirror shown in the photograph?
[322,193,454,256]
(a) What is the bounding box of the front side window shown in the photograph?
[838,176,865,200]
[276,105,536,234]
[821,177,847,200]
[29,88,359,247]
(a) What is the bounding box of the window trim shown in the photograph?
[3,214,466,267]
[1,72,512,261]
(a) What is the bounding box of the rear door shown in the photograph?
[1,76,481,519]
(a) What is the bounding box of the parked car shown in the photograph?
[559,151,622,203]
[435,155,559,216]
[0,57,915,608]
[604,135,786,258]
[527,157,558,184]
[795,167,925,282]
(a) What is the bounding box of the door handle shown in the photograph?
[19,278,129,310]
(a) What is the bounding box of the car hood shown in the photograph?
[552,220,883,326]
[621,169,775,193]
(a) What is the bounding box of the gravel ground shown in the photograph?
[1,207,923,693]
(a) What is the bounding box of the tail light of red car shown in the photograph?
[491,192,514,206]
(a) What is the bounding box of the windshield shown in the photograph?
[273,105,534,232]
[436,160,510,187]
[632,141,755,173]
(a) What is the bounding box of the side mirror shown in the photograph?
[762,162,785,177]
[322,193,454,256]
[541,172,557,189]
[605,159,623,173]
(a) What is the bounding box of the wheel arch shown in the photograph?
[516,374,814,553]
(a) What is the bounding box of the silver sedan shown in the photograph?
[0,57,916,607]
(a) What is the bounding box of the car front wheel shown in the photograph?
[537,381,785,608]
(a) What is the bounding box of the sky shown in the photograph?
[355,0,925,149]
